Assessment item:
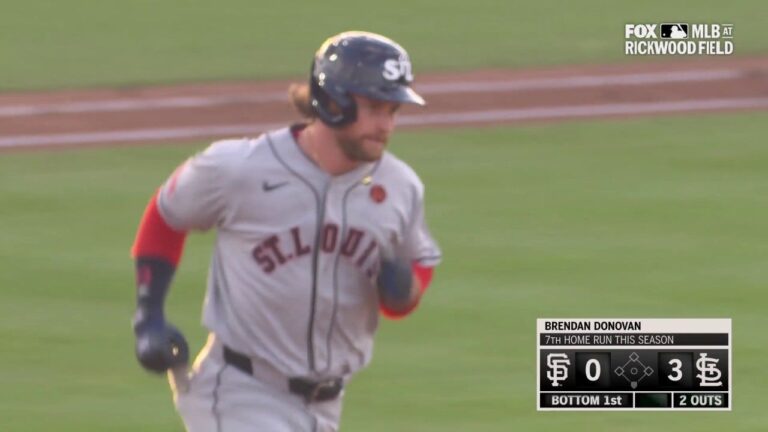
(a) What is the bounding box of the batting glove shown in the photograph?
[133,311,189,373]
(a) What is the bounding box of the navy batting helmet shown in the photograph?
[309,31,426,128]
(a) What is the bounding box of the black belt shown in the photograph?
[223,345,343,403]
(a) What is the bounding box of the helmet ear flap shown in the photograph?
[309,62,357,128]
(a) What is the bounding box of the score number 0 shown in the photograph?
[586,358,601,381]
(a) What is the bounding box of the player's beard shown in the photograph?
[336,134,388,162]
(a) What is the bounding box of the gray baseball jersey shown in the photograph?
[157,125,441,379]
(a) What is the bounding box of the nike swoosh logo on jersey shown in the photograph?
[262,180,289,192]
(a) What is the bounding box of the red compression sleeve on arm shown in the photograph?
[379,263,434,320]
[131,191,187,266]
[413,264,434,291]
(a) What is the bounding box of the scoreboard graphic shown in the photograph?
[536,319,731,410]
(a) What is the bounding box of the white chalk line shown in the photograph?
[396,97,768,125]
[2,97,767,148]
[0,69,744,117]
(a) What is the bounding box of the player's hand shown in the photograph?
[133,310,189,374]
[377,255,415,312]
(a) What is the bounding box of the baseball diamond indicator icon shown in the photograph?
[614,351,654,389]
[546,353,570,387]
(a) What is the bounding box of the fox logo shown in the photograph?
[382,58,413,81]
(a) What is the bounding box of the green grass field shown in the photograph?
[1,113,766,431]
[0,0,765,90]
[2,0,767,430]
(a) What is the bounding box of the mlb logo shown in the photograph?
[661,23,689,39]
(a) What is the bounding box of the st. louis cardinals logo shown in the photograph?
[382,57,413,82]
[252,224,380,277]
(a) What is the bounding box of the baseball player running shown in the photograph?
[130,31,441,431]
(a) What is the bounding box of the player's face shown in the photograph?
[335,95,400,162]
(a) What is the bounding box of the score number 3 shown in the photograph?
[668,358,683,382]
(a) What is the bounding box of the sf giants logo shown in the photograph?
[383,58,413,81]
[546,353,571,387]
[252,224,380,277]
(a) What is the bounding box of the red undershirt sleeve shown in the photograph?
[413,264,434,290]
[131,191,187,266]
[379,263,434,320]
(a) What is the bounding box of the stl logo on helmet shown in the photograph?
[382,58,413,81]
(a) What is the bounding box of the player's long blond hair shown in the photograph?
[288,83,316,120]
[289,83,344,121]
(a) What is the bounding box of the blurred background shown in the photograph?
[0,1,766,430]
